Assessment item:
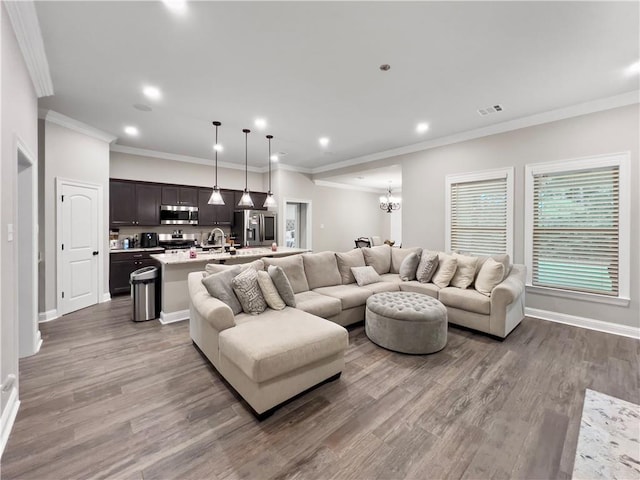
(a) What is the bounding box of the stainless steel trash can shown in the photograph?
[130,266,158,321]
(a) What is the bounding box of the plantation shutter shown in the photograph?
[532,166,619,296]
[450,177,507,255]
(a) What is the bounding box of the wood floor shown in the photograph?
[2,296,639,480]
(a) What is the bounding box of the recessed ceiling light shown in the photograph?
[270,154,279,162]
[626,60,640,75]
[213,144,223,152]
[416,122,429,133]
[319,137,330,147]
[379,64,391,71]
[254,118,267,130]
[133,103,152,112]
[124,126,139,136]
[143,86,161,100]
[162,0,187,14]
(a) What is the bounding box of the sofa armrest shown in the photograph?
[188,272,236,332]
[491,264,526,310]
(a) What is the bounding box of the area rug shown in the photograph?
[573,388,640,479]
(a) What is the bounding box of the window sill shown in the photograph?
[525,284,630,307]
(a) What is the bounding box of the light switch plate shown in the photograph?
[7,223,13,242]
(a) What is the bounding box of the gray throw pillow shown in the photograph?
[232,268,267,315]
[416,251,438,283]
[351,266,382,287]
[399,252,421,281]
[268,265,296,307]
[201,266,243,315]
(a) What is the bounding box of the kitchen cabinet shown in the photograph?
[109,180,161,226]
[110,250,161,295]
[161,186,198,206]
[198,188,235,226]
[234,190,268,210]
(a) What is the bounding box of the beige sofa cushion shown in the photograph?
[474,257,505,296]
[390,247,422,274]
[379,273,403,284]
[450,253,479,289]
[205,259,264,276]
[313,284,372,310]
[399,281,440,299]
[432,253,458,288]
[303,251,342,289]
[362,244,392,275]
[335,249,366,284]
[294,291,342,318]
[439,287,491,315]
[219,309,348,383]
[363,281,401,294]
[263,255,309,293]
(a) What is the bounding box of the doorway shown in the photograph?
[17,143,40,358]
[56,179,103,316]
[284,200,311,250]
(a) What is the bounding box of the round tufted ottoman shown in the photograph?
[365,291,447,354]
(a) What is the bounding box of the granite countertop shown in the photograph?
[150,247,310,265]
[110,247,165,253]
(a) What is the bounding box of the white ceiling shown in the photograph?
[35,1,639,185]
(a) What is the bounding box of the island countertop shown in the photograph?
[150,246,309,265]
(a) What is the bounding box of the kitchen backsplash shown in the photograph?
[113,225,232,249]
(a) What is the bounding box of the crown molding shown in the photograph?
[42,110,117,143]
[311,90,640,175]
[274,163,313,174]
[109,144,265,173]
[313,179,386,194]
[4,1,54,98]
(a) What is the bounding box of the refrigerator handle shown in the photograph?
[259,214,265,243]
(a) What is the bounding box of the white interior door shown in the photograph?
[60,183,99,314]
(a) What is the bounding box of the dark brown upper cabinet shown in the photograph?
[198,188,236,226]
[110,180,161,227]
[161,185,198,206]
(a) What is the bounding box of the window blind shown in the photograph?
[450,177,507,255]
[532,166,619,296]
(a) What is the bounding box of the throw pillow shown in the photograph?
[416,251,439,283]
[351,266,382,287]
[474,254,510,283]
[432,254,458,288]
[335,249,366,284]
[450,253,479,289]
[399,252,421,281]
[201,266,243,315]
[390,247,422,274]
[475,257,505,297]
[257,270,286,310]
[361,244,392,275]
[267,265,296,307]
[232,268,267,315]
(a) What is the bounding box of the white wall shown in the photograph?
[110,151,265,192]
[398,104,639,329]
[1,1,38,424]
[273,168,389,253]
[41,121,111,313]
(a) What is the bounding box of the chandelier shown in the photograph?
[380,186,401,213]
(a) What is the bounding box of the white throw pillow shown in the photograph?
[450,253,479,289]
[257,270,286,310]
[351,266,382,287]
[475,257,505,296]
[431,254,458,288]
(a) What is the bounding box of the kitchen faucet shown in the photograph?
[208,228,226,247]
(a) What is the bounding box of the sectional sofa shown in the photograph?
[188,245,526,416]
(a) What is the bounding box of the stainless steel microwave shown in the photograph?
[160,205,199,225]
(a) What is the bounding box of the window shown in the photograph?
[446,168,514,258]
[525,153,630,305]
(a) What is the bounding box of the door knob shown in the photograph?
[92,251,99,256]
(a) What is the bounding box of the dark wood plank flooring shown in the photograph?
[2,296,638,479]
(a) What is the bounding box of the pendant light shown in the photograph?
[207,121,225,205]
[237,128,254,208]
[263,134,277,208]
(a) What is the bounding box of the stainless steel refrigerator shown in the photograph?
[233,210,277,247]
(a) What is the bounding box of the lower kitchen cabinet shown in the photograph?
[110,250,162,295]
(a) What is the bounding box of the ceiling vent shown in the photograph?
[477,104,504,116]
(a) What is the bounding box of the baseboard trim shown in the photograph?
[0,387,20,458]
[35,329,42,354]
[38,309,58,323]
[101,293,111,303]
[525,307,640,340]
[159,309,189,325]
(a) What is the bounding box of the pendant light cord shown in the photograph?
[267,135,273,192]
[214,124,218,186]
[244,130,248,190]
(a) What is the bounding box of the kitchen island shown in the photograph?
[150,247,309,324]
